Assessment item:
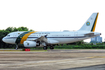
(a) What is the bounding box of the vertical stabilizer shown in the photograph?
[78,13,99,32]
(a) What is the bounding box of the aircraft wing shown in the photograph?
[34,35,59,44]
[34,35,47,42]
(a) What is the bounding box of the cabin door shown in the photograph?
[74,32,78,39]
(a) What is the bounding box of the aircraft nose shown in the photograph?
[2,37,16,44]
[2,37,5,42]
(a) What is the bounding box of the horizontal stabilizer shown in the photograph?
[84,33,94,37]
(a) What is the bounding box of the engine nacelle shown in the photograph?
[23,41,36,47]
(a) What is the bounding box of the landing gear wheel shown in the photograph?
[43,46,48,50]
[50,46,54,50]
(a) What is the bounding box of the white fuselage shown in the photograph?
[2,31,100,45]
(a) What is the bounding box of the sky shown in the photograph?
[0,0,105,42]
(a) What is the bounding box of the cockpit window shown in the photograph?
[7,35,10,37]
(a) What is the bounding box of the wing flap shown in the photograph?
[34,35,59,44]
[35,35,47,42]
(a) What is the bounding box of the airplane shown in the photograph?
[2,13,101,50]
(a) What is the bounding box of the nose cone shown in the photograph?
[2,37,8,43]
[2,38,5,42]
[2,37,16,44]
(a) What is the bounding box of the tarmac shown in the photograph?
[0,49,105,70]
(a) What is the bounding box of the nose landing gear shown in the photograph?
[16,44,18,50]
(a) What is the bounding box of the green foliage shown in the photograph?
[17,27,28,31]
[6,27,30,32]
[54,43,105,49]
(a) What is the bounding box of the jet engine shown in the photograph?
[23,41,36,47]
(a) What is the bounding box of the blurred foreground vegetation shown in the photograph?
[0,27,105,49]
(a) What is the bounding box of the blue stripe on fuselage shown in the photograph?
[28,36,86,38]
[5,36,86,39]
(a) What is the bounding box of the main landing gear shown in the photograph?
[43,46,48,50]
[50,46,54,50]
[43,46,54,50]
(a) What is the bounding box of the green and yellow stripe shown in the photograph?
[91,13,99,32]
[15,31,36,44]
[20,31,36,44]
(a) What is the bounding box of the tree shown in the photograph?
[17,27,29,31]
[6,27,14,32]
